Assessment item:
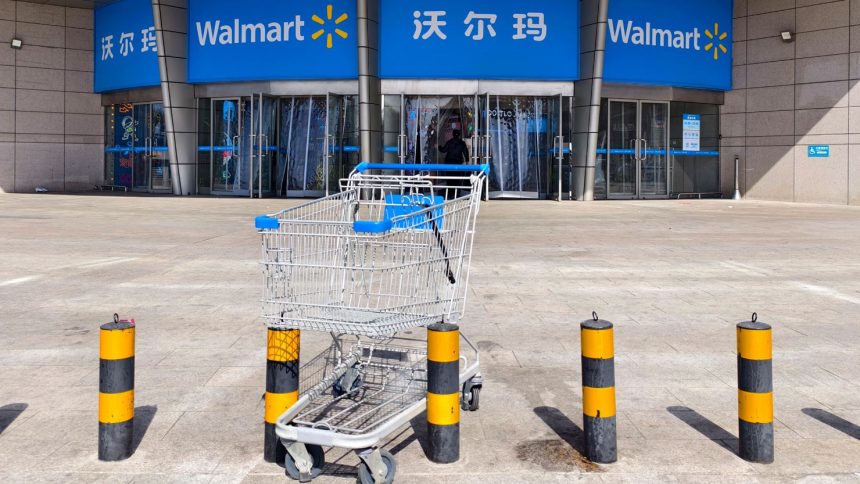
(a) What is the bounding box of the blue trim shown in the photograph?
[105,146,168,153]
[596,148,720,157]
[355,162,490,175]
[255,215,280,230]
[353,219,393,233]
[672,150,720,156]
[383,146,399,153]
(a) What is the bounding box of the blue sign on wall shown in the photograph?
[604,0,733,91]
[188,0,358,83]
[94,0,161,93]
[379,0,579,80]
[808,145,830,158]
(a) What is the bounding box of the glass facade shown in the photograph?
[596,98,720,199]
[104,102,169,192]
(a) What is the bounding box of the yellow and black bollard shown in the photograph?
[737,313,773,463]
[99,314,135,461]
[581,312,617,463]
[264,328,300,463]
[427,322,459,463]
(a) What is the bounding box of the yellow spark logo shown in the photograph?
[704,22,728,60]
[311,5,349,49]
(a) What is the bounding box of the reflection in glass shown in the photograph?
[212,99,240,193]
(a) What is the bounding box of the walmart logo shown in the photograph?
[704,22,728,60]
[311,5,349,49]
[608,18,730,61]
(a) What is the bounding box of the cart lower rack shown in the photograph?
[276,333,482,483]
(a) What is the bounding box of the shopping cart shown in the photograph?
[255,163,488,483]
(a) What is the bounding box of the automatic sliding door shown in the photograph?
[607,100,638,198]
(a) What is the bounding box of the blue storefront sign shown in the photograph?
[808,145,830,158]
[188,0,358,83]
[604,0,733,91]
[379,0,579,80]
[94,0,161,93]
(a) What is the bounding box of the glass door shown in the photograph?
[281,96,328,198]
[249,93,277,198]
[607,100,639,199]
[382,94,407,163]
[548,94,568,201]
[486,96,549,199]
[148,103,171,192]
[327,93,360,189]
[639,101,669,197]
[605,100,670,199]
[211,98,244,195]
[132,104,150,191]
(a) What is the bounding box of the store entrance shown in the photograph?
[277,94,359,197]
[383,94,569,200]
[206,95,277,197]
[104,102,170,192]
[600,100,670,199]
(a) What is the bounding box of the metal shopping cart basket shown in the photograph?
[254,163,488,483]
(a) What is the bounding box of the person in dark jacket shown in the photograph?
[438,129,469,164]
[437,129,470,194]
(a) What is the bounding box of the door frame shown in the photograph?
[606,99,671,200]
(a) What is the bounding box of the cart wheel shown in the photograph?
[284,444,325,482]
[332,365,363,398]
[462,384,481,412]
[357,449,396,484]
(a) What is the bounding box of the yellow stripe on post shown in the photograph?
[582,386,616,418]
[737,328,772,360]
[581,328,614,359]
[426,392,460,426]
[427,330,459,363]
[738,390,774,423]
[265,391,298,424]
[267,329,300,363]
[99,390,134,424]
[99,328,135,360]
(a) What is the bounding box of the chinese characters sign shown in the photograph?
[187,0,357,83]
[380,1,578,80]
[604,0,732,91]
[682,114,701,152]
[94,0,160,93]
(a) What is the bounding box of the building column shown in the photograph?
[357,0,382,163]
[571,0,609,201]
[152,0,196,196]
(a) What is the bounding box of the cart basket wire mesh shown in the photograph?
[255,162,488,337]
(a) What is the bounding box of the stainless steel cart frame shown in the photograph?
[255,163,488,483]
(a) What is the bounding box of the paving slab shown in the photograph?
[1,194,860,482]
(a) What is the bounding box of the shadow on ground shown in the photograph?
[667,406,738,454]
[516,406,600,472]
[803,408,860,440]
[132,405,157,454]
[0,403,28,434]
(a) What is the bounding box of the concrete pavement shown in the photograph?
[0,194,859,482]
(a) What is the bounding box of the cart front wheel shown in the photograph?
[284,443,325,482]
[357,449,396,484]
[462,384,481,412]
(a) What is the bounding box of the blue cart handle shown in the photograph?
[354,162,490,175]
